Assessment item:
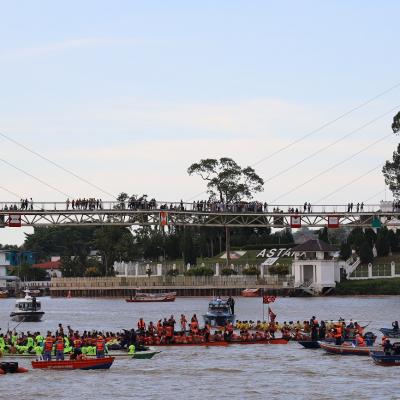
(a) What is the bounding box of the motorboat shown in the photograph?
[125,292,176,302]
[379,327,400,339]
[10,290,44,322]
[203,298,235,327]
[318,341,378,356]
[0,290,8,299]
[241,288,260,297]
[32,356,114,370]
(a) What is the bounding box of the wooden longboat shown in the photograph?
[319,342,378,356]
[31,357,114,370]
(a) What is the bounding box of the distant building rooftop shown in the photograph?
[292,239,338,252]
[32,260,61,270]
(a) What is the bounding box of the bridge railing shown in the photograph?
[0,200,388,214]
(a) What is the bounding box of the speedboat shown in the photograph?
[10,290,44,322]
[125,292,176,302]
[203,298,235,327]
[379,328,400,338]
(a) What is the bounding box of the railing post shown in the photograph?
[391,261,395,277]
[368,263,372,278]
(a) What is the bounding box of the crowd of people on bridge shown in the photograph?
[66,198,103,211]
[347,202,364,212]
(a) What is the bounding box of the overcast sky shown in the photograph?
[1,1,399,245]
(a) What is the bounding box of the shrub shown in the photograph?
[84,267,102,277]
[221,268,237,276]
[242,266,260,276]
[166,269,179,277]
[268,264,289,275]
[184,266,214,276]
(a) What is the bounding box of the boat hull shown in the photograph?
[379,328,400,338]
[319,342,376,356]
[298,340,321,349]
[126,297,175,303]
[241,289,260,297]
[10,311,44,322]
[31,357,115,370]
[371,351,400,366]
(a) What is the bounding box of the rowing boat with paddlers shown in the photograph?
[31,356,115,370]
[151,338,287,347]
[319,342,379,356]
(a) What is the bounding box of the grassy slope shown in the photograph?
[335,278,400,295]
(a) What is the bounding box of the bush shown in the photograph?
[166,269,179,277]
[268,264,289,275]
[221,268,237,276]
[84,267,102,277]
[184,266,214,276]
[242,266,260,276]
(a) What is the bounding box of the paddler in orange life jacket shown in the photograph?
[334,324,342,346]
[96,335,105,358]
[73,336,83,356]
[55,336,65,361]
[43,335,54,361]
[355,334,365,347]
[138,318,146,333]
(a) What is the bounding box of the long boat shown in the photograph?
[152,338,287,347]
[125,292,176,303]
[379,328,400,338]
[31,357,115,370]
[370,351,400,366]
[319,342,377,356]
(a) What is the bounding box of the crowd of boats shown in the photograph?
[1,293,400,373]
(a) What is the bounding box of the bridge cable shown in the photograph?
[251,81,400,167]
[264,105,399,183]
[270,133,393,203]
[0,130,116,199]
[185,82,400,201]
[313,163,383,203]
[0,158,71,198]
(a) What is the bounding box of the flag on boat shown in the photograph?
[8,214,22,227]
[290,216,301,228]
[263,295,276,304]
[327,215,339,228]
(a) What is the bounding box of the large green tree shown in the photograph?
[188,157,264,265]
[382,143,400,198]
[392,111,400,134]
[188,157,264,202]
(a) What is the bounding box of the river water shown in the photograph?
[0,296,399,400]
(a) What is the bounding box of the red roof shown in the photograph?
[32,261,61,270]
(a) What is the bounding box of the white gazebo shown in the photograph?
[292,239,340,294]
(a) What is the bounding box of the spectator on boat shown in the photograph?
[96,335,105,358]
[392,321,399,330]
[43,335,54,361]
[310,316,319,341]
[227,296,235,314]
[355,334,366,347]
[383,339,393,355]
[180,314,187,333]
[334,323,342,345]
[138,318,146,333]
[319,321,326,340]
[55,336,65,361]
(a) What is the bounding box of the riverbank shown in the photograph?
[334,277,400,295]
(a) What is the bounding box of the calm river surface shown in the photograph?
[0,296,399,400]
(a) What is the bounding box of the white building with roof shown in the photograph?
[292,239,341,294]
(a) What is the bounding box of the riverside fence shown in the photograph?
[50,275,295,297]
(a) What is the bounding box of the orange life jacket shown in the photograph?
[55,340,64,351]
[96,340,105,351]
[44,338,53,351]
[73,339,82,349]
[138,320,146,329]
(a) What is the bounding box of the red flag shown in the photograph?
[8,214,22,227]
[160,211,168,226]
[263,295,276,304]
[290,215,301,228]
[328,215,339,228]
